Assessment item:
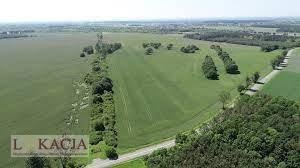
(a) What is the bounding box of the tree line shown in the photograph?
[202,55,219,80]
[184,31,300,52]
[145,94,300,168]
[143,42,174,55]
[237,72,260,94]
[211,45,239,74]
[271,50,288,70]
[180,45,199,53]
[85,34,122,159]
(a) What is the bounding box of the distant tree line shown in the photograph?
[180,45,199,53]
[253,24,300,33]
[202,55,219,80]
[84,34,122,159]
[271,50,288,70]
[184,31,300,52]
[211,45,239,74]
[145,94,300,168]
[95,42,122,55]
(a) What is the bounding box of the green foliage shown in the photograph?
[180,45,199,53]
[90,131,103,145]
[185,31,300,52]
[211,45,240,74]
[95,42,122,55]
[83,45,94,55]
[175,133,188,144]
[145,47,154,55]
[270,50,288,69]
[143,42,162,49]
[252,72,260,83]
[105,147,118,160]
[245,76,252,87]
[202,55,219,80]
[145,95,300,168]
[219,91,230,109]
[80,52,85,57]
[167,44,173,50]
[87,35,121,148]
[25,155,50,168]
[237,84,246,93]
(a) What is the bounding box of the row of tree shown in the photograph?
[143,42,162,49]
[185,31,300,52]
[180,45,199,53]
[85,34,122,159]
[144,42,174,55]
[211,45,240,74]
[145,94,300,168]
[202,55,219,80]
[271,50,288,69]
[237,72,260,94]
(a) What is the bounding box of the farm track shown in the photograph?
[245,49,294,95]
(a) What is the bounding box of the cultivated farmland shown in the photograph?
[0,33,95,167]
[105,33,280,150]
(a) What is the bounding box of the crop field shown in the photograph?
[263,48,300,102]
[105,33,280,150]
[0,33,95,167]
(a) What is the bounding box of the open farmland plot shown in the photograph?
[263,48,300,101]
[104,33,280,150]
[0,33,94,167]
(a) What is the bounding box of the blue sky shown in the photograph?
[1,0,300,22]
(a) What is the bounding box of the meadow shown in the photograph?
[104,33,280,150]
[263,48,300,101]
[0,32,281,167]
[0,33,95,167]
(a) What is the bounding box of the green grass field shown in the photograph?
[114,159,146,168]
[0,32,280,167]
[263,48,300,101]
[0,33,95,167]
[104,33,280,150]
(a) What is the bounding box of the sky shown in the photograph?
[1,0,300,22]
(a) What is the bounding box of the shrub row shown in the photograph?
[142,42,162,49]
[86,40,122,148]
[180,45,199,53]
[202,55,219,80]
[270,50,288,69]
[211,45,239,74]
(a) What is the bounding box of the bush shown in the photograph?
[83,46,94,55]
[237,84,246,93]
[202,55,219,80]
[211,45,239,74]
[92,120,105,132]
[80,53,85,57]
[252,72,260,83]
[145,47,154,55]
[105,147,118,160]
[167,44,173,50]
[89,131,103,145]
[175,133,188,144]
[181,45,199,53]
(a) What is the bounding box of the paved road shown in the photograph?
[245,49,294,96]
[86,140,175,168]
[86,49,294,168]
